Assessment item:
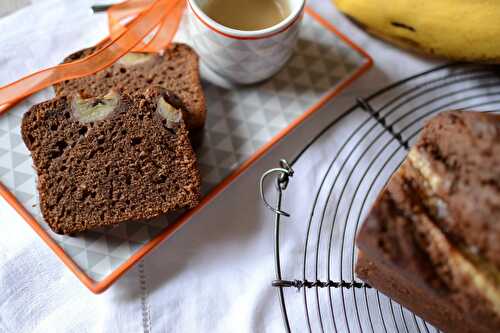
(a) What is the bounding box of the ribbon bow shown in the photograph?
[0,0,186,114]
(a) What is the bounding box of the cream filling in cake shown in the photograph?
[417,213,500,316]
[405,152,500,315]
[408,149,441,192]
[407,151,448,220]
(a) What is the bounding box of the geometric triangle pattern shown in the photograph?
[191,13,366,193]
[0,12,368,282]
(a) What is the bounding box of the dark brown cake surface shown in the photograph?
[21,87,201,235]
[53,43,206,130]
[355,111,500,333]
[409,111,500,267]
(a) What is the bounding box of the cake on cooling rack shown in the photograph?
[21,87,201,235]
[355,111,500,333]
[54,43,206,131]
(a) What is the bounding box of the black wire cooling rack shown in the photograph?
[259,63,500,333]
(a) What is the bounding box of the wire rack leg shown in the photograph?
[274,184,292,333]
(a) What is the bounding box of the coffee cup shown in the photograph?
[187,0,305,85]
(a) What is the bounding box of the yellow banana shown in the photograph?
[333,0,500,63]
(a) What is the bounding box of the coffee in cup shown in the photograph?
[201,0,291,31]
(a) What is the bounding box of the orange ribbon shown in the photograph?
[0,0,186,114]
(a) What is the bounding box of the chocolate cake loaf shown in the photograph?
[355,111,500,333]
[54,43,206,130]
[21,87,201,235]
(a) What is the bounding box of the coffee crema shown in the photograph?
[201,0,291,31]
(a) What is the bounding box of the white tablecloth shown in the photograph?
[0,0,438,332]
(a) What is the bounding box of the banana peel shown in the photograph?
[333,0,500,63]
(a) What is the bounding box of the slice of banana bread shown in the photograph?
[355,111,500,333]
[53,43,206,131]
[21,87,201,235]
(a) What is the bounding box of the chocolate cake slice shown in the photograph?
[21,87,201,235]
[54,43,206,131]
[355,111,500,333]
